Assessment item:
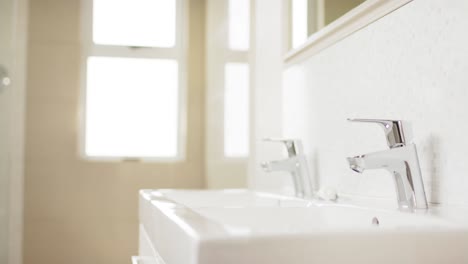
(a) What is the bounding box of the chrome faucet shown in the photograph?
[346,119,428,211]
[261,138,314,199]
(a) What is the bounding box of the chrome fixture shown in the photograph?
[346,119,428,211]
[0,65,11,92]
[261,138,314,199]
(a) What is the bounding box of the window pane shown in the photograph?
[228,0,250,51]
[292,0,308,49]
[224,63,249,157]
[93,0,176,47]
[86,57,179,158]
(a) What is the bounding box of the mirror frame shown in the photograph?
[284,0,413,65]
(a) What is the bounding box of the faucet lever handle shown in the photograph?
[263,138,303,157]
[347,118,412,148]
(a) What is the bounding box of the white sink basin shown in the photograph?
[138,189,468,264]
[193,206,456,233]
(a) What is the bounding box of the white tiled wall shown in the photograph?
[252,0,468,207]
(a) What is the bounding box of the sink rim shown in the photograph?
[141,189,468,242]
[139,189,468,264]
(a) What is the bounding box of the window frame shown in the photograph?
[79,0,188,162]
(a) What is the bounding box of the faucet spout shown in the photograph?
[261,157,298,173]
[346,155,366,173]
[347,145,428,211]
[261,139,315,199]
[261,156,314,199]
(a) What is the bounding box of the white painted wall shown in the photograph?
[252,0,468,207]
[249,0,293,194]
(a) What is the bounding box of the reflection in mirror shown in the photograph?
[290,0,366,49]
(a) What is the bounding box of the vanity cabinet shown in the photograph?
[132,224,167,264]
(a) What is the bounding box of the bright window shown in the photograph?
[224,63,249,157]
[85,57,179,157]
[83,0,184,159]
[223,0,251,158]
[93,0,176,47]
[228,0,250,51]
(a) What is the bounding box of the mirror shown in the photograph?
[284,0,413,63]
[290,0,366,49]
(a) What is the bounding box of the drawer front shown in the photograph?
[138,224,167,263]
